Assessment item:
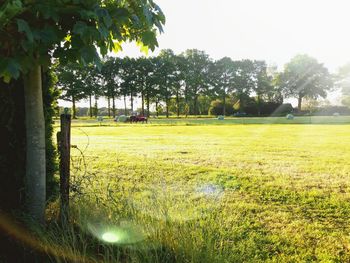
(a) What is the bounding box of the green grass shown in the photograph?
[56,115,350,127]
[48,118,350,262]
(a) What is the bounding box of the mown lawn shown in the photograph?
[53,119,350,262]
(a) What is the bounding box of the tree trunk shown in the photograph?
[176,91,180,117]
[130,93,134,113]
[72,95,76,119]
[124,94,127,115]
[130,94,134,114]
[298,95,303,112]
[146,94,150,118]
[239,93,244,112]
[23,64,46,224]
[155,100,159,117]
[193,96,198,116]
[89,95,92,118]
[223,93,226,116]
[166,96,169,118]
[184,89,189,117]
[58,114,71,222]
[141,92,145,116]
[94,96,98,117]
[107,96,111,118]
[112,95,116,118]
[257,94,261,116]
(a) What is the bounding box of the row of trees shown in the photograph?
[57,51,336,118]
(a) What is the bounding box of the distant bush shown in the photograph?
[208,99,234,116]
[270,103,294,116]
[313,106,350,116]
[243,99,293,116]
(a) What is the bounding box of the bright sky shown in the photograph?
[62,0,350,108]
[120,0,350,71]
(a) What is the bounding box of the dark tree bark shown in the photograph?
[165,95,169,118]
[23,65,46,224]
[298,94,303,112]
[141,92,145,116]
[124,94,127,115]
[89,94,92,118]
[72,95,76,119]
[193,95,198,115]
[58,114,71,222]
[130,93,134,113]
[94,96,98,117]
[223,93,226,116]
[239,93,244,112]
[107,96,111,117]
[176,91,180,117]
[112,95,116,118]
[146,94,150,117]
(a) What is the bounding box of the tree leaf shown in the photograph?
[7,59,21,79]
[16,19,33,42]
[112,41,123,53]
[103,12,112,28]
[72,21,87,36]
[137,41,149,55]
[143,6,153,26]
[3,73,11,83]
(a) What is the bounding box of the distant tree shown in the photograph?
[209,57,236,116]
[81,64,103,118]
[56,63,85,119]
[181,49,211,115]
[252,61,274,115]
[302,98,320,113]
[120,57,138,113]
[102,57,122,118]
[158,49,178,117]
[209,99,234,116]
[134,57,147,116]
[278,55,333,111]
[101,59,112,117]
[172,55,186,117]
[197,95,212,115]
[341,96,350,108]
[337,63,350,95]
[336,63,350,108]
[144,58,160,117]
[134,56,163,117]
[232,60,256,112]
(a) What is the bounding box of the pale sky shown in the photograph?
[61,0,350,108]
[121,0,350,71]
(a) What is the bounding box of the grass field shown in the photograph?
[65,115,350,126]
[50,117,350,262]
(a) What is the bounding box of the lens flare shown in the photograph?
[129,182,224,222]
[86,221,145,245]
[196,184,223,199]
[102,231,120,243]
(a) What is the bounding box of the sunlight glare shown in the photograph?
[102,231,120,243]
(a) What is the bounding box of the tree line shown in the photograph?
[56,50,336,118]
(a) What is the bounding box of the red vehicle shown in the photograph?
[128,115,148,123]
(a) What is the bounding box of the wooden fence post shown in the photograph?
[57,114,71,221]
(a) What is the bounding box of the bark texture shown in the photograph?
[23,65,46,223]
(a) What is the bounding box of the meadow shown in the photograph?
[49,116,350,262]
